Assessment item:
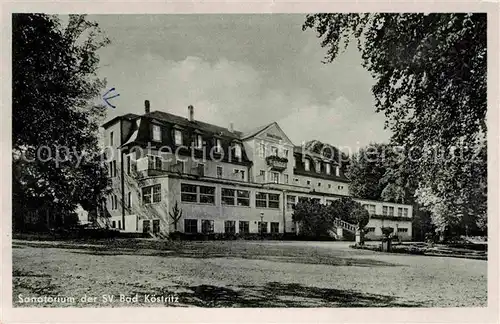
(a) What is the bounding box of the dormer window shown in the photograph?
[234,143,242,159]
[215,138,222,153]
[195,134,203,149]
[174,129,183,145]
[326,163,331,175]
[315,161,321,173]
[304,159,310,171]
[152,125,161,142]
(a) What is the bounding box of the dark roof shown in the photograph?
[102,113,139,129]
[144,111,242,139]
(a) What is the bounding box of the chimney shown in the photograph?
[188,105,194,122]
[144,100,150,114]
[229,122,234,132]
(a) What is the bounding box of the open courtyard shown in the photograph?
[12,239,487,307]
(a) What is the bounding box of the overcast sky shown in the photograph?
[90,14,391,150]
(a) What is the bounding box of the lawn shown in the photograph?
[12,238,487,307]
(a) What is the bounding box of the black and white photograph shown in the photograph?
[5,3,497,318]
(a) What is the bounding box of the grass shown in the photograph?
[12,238,487,307]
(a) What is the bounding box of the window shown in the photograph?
[216,166,223,178]
[174,129,183,145]
[315,161,321,173]
[181,184,215,204]
[110,131,114,146]
[199,186,216,204]
[256,192,280,209]
[283,149,289,158]
[221,188,250,206]
[201,220,214,234]
[305,159,310,171]
[195,134,203,149]
[111,220,116,228]
[148,155,162,170]
[184,219,198,234]
[326,163,331,174]
[196,163,205,176]
[224,221,236,234]
[382,206,388,216]
[286,195,296,210]
[293,157,297,168]
[180,184,197,203]
[403,208,409,217]
[318,182,321,187]
[271,146,278,156]
[239,221,249,234]
[284,174,289,184]
[397,228,408,233]
[397,207,403,217]
[126,155,131,175]
[142,184,161,204]
[270,222,279,234]
[338,185,344,190]
[306,180,311,185]
[215,138,222,153]
[328,184,332,189]
[363,204,376,215]
[270,172,279,184]
[127,192,132,208]
[335,166,340,176]
[110,194,118,210]
[118,220,121,229]
[259,143,266,158]
[388,206,394,216]
[366,227,376,233]
[234,168,246,181]
[234,143,242,159]
[258,221,268,234]
[152,125,161,142]
[259,170,266,181]
[294,178,299,182]
[109,160,117,177]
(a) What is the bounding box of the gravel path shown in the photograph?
[12,239,487,307]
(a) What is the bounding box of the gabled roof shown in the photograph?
[240,121,295,145]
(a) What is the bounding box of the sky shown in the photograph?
[90,14,391,150]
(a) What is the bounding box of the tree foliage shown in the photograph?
[12,14,111,225]
[304,13,487,233]
[292,197,369,238]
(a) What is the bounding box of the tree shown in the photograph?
[291,197,369,238]
[169,201,183,232]
[304,13,487,234]
[12,14,111,228]
[330,197,370,229]
[292,199,335,238]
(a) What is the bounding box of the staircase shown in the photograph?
[333,218,357,232]
[332,218,357,240]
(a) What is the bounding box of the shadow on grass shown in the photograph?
[14,240,399,267]
[132,282,424,307]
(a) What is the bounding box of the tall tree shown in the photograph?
[12,14,111,228]
[303,13,487,233]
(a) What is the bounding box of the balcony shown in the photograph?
[266,155,288,171]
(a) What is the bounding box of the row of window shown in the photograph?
[258,143,289,159]
[301,158,340,176]
[179,184,281,209]
[151,125,243,158]
[184,219,279,234]
[363,204,410,217]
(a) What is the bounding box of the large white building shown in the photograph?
[100,101,413,240]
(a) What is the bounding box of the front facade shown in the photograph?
[100,102,413,240]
